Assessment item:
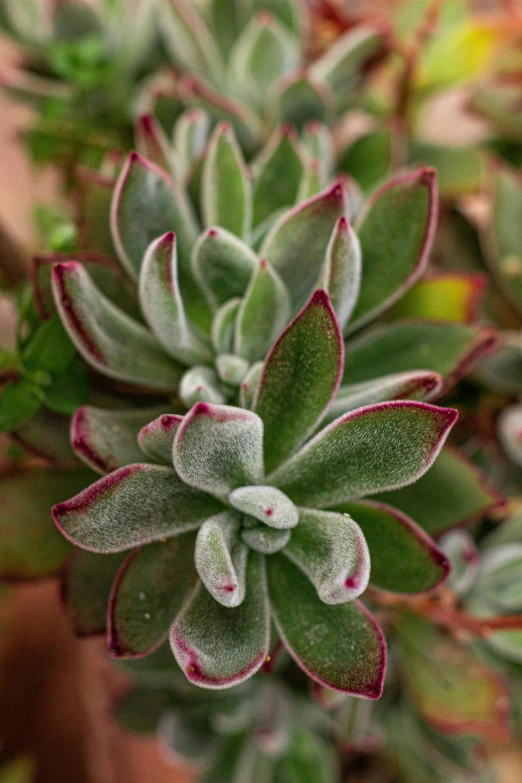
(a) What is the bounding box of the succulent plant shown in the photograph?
[53,285,458,695]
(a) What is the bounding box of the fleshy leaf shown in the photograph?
[301,120,334,186]
[260,182,346,310]
[317,216,361,330]
[397,612,510,742]
[241,525,290,554]
[268,555,385,697]
[139,232,212,365]
[297,157,322,201]
[62,550,127,636]
[71,405,165,475]
[391,273,487,323]
[240,362,263,409]
[251,126,304,226]
[476,545,522,613]
[329,371,443,420]
[272,72,331,133]
[171,551,270,689]
[195,511,248,607]
[346,169,438,334]
[487,170,522,315]
[335,501,449,594]
[215,354,250,386]
[137,414,183,465]
[342,321,497,395]
[53,464,222,553]
[201,123,252,239]
[110,152,199,297]
[378,446,503,536]
[0,468,92,580]
[271,401,457,507]
[229,486,298,529]
[52,262,183,391]
[173,108,210,180]
[234,258,291,363]
[499,404,522,467]
[254,290,343,474]
[192,227,257,310]
[109,533,197,657]
[283,509,370,604]
[179,366,227,407]
[135,114,172,171]
[211,297,241,353]
[173,403,264,500]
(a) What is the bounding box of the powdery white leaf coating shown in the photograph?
[138,414,183,465]
[216,354,250,386]
[138,232,212,365]
[284,509,370,604]
[241,525,291,554]
[170,551,270,689]
[328,371,443,420]
[317,216,361,330]
[271,401,458,507]
[179,366,227,407]
[52,464,223,553]
[52,261,183,391]
[268,555,386,697]
[211,298,241,354]
[192,228,257,311]
[71,405,165,475]
[174,403,264,501]
[229,486,298,530]
[195,511,248,607]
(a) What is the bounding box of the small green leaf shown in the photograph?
[241,525,290,554]
[63,550,127,636]
[201,123,252,239]
[229,485,298,529]
[109,533,197,657]
[476,545,522,613]
[216,354,250,386]
[301,121,334,188]
[138,414,183,465]
[317,216,361,330]
[43,357,89,415]
[71,405,164,475]
[192,227,257,310]
[272,402,457,508]
[261,182,346,311]
[268,555,385,697]
[329,371,443,420]
[173,403,264,501]
[173,108,210,180]
[240,362,263,409]
[171,551,270,688]
[53,464,222,553]
[0,379,41,432]
[276,730,339,783]
[52,261,183,391]
[335,501,449,594]
[251,126,304,226]
[284,509,370,604]
[488,170,522,315]
[211,298,241,354]
[195,511,248,607]
[346,169,438,333]
[23,315,76,378]
[255,290,343,475]
[378,447,502,536]
[235,258,291,363]
[272,73,331,133]
[139,232,212,365]
[179,366,227,407]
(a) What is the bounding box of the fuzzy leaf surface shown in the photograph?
[138,414,183,465]
[329,371,442,420]
[192,228,257,310]
[195,511,248,607]
[317,216,361,330]
[63,550,127,636]
[229,485,298,529]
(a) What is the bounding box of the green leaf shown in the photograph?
[63,550,127,636]
[135,114,172,172]
[43,357,89,415]
[284,509,370,604]
[171,551,270,688]
[251,126,304,226]
[23,315,76,378]
[0,379,41,432]
[0,468,94,579]
[201,122,252,239]
[215,354,249,386]
[408,141,485,198]
[138,414,183,465]
[329,371,443,420]
[275,730,339,783]
[192,227,257,310]
[391,273,486,323]
[139,232,212,365]
[339,130,392,192]
[234,258,291,363]
[343,321,497,394]
[488,170,522,315]
[268,555,385,697]
[475,545,522,613]
[397,611,510,742]
[172,108,210,180]
[229,13,300,108]
[335,501,449,594]
[109,533,197,657]
[52,261,183,391]
[478,332,522,396]
[301,121,334,188]
[229,485,298,529]
[255,290,343,474]
[195,511,248,607]
[378,446,502,536]
[71,405,165,475]
[272,74,331,132]
[271,401,456,507]
[179,366,226,407]
[317,216,361,330]
[174,404,264,501]
[346,169,437,334]
[53,464,222,553]
[211,297,241,353]
[241,525,290,554]
[240,362,263,409]
[261,182,346,311]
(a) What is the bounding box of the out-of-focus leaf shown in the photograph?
[391,273,486,323]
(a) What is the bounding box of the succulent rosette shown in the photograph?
[54,286,458,696]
